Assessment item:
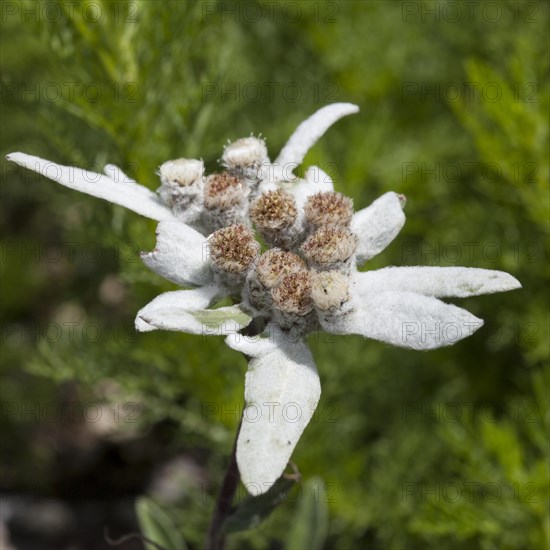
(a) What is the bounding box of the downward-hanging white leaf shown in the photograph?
[226,326,321,494]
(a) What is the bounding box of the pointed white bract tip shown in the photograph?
[159,158,204,187]
[432,268,522,297]
[339,102,359,112]
[236,459,271,495]
[500,272,522,291]
[317,102,359,115]
[135,315,157,333]
[6,152,28,164]
[415,304,484,348]
[317,102,360,119]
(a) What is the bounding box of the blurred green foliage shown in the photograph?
[1,1,548,549]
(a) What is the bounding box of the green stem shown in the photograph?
[205,419,242,550]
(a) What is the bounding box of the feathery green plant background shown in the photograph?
[1,1,548,548]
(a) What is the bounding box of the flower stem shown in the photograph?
[205,419,242,550]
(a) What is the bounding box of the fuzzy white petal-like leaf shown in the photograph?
[328,291,483,350]
[351,192,406,264]
[135,285,221,333]
[142,304,250,335]
[141,220,212,287]
[225,330,276,358]
[290,166,335,209]
[103,164,145,191]
[354,267,522,298]
[7,152,173,221]
[304,166,334,190]
[275,103,359,169]
[226,327,321,494]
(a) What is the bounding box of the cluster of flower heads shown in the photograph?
[204,182,364,339]
[149,126,407,343]
[7,103,521,495]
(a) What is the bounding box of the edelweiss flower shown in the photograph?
[7,103,521,497]
[131,121,521,494]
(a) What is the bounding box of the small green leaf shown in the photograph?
[285,478,329,550]
[136,497,187,550]
[222,476,298,534]
[191,305,252,330]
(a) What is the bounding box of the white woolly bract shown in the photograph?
[226,328,321,494]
